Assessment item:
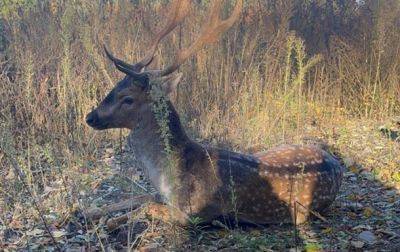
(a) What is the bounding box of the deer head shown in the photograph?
[86,0,242,131]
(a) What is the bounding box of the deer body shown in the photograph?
[126,100,343,224]
[85,0,343,225]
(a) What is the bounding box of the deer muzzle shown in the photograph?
[86,110,109,130]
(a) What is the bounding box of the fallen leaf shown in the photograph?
[9,219,23,229]
[250,230,261,236]
[358,231,377,245]
[351,240,365,249]
[347,194,362,202]
[345,201,364,211]
[392,172,400,182]
[363,207,374,218]
[352,224,372,231]
[342,157,355,167]
[348,212,358,219]
[52,230,67,239]
[26,228,45,236]
[304,243,323,252]
[349,165,360,174]
[376,229,399,238]
[321,227,333,234]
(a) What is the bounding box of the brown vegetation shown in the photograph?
[0,0,399,250]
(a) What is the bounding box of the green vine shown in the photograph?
[149,83,178,203]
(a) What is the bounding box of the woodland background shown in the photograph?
[0,0,399,250]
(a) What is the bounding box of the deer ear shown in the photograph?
[161,72,183,96]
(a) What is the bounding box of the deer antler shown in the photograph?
[105,0,242,81]
[161,0,243,76]
[133,0,191,71]
[105,0,191,73]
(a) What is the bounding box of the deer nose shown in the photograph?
[86,111,99,127]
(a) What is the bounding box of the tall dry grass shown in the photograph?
[0,0,399,234]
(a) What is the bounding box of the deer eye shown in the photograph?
[122,97,134,105]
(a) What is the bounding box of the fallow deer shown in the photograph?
[86,0,344,226]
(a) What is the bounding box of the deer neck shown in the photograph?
[127,101,191,200]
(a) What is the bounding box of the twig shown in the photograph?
[295,201,328,223]
[124,176,149,193]
[129,222,150,251]
[294,198,298,251]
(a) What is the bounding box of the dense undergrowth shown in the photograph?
[0,0,399,250]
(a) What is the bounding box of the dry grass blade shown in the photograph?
[296,201,328,223]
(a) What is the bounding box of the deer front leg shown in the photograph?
[106,202,189,230]
[145,202,189,225]
[106,207,143,231]
[84,194,156,220]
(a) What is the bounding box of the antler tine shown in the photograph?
[161,0,243,76]
[132,0,191,71]
[104,45,149,85]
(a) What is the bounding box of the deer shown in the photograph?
[85,0,344,228]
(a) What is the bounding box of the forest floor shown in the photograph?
[1,118,400,251]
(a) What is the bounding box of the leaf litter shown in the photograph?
[1,119,400,251]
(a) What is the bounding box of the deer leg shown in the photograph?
[106,207,144,231]
[84,194,156,220]
[106,202,189,230]
[145,202,189,225]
